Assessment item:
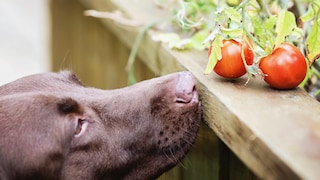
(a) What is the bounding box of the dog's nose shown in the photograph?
[175,71,198,104]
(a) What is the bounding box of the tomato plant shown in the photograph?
[208,39,254,78]
[259,43,307,89]
[112,0,320,94]
[151,0,320,92]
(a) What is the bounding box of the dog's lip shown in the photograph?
[175,71,199,104]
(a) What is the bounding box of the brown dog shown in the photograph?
[0,71,201,180]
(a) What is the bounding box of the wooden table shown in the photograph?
[77,0,320,179]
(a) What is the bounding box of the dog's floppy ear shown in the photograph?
[57,98,88,137]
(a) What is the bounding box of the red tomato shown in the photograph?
[209,39,254,78]
[259,43,307,90]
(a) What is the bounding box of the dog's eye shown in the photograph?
[75,119,88,137]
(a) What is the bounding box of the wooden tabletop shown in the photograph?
[79,0,320,179]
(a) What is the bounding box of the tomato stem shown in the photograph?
[239,2,264,50]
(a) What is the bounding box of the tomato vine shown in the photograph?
[85,0,320,93]
[155,0,320,93]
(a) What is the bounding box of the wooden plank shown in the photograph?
[219,140,257,180]
[79,0,320,179]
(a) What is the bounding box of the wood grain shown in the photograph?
[79,0,320,179]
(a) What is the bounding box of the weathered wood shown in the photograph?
[75,0,320,179]
[219,140,258,180]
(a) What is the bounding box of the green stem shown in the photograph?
[126,20,159,85]
[256,0,271,17]
[235,0,250,11]
[240,4,264,50]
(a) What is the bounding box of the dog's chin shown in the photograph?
[125,127,200,180]
[124,150,189,180]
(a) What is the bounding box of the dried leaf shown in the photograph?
[307,19,320,65]
[84,10,142,27]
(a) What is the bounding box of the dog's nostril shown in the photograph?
[175,72,198,104]
[175,87,196,103]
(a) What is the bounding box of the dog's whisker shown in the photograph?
[163,149,172,161]
[162,148,179,165]
[179,157,190,170]
[175,145,187,169]
[182,138,193,146]
[170,149,179,163]
[177,159,187,169]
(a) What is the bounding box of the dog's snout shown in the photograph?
[175,72,198,104]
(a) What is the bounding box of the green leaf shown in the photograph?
[224,7,242,23]
[251,15,276,54]
[307,19,320,65]
[275,10,297,48]
[190,30,210,50]
[300,4,314,22]
[220,27,243,38]
[264,15,277,30]
[204,35,223,74]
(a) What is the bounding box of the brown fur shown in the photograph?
[0,71,201,180]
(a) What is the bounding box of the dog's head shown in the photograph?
[0,71,201,180]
